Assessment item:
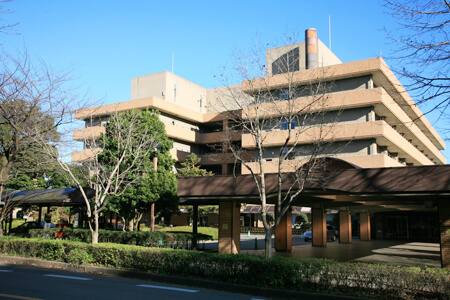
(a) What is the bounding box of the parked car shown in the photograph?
[303,225,337,242]
[9,221,55,235]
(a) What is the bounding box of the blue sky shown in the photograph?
[2,0,449,161]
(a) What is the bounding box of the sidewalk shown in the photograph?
[200,234,441,268]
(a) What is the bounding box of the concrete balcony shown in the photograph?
[71,148,102,163]
[242,121,433,166]
[241,57,445,152]
[73,126,105,141]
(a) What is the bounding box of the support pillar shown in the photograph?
[275,210,292,252]
[38,206,42,225]
[312,208,326,247]
[192,204,199,249]
[339,210,352,243]
[221,164,228,176]
[218,201,240,254]
[8,211,12,233]
[360,212,371,241]
[438,199,450,268]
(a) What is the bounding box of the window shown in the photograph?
[174,84,177,103]
[279,90,296,100]
[282,147,296,160]
[280,118,295,130]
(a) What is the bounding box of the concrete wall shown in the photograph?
[266,39,342,76]
[131,71,207,113]
[206,84,250,113]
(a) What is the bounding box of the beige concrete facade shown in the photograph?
[72,35,445,178]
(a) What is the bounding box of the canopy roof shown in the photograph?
[178,165,450,213]
[1,188,94,207]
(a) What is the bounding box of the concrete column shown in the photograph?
[275,210,292,252]
[438,199,450,268]
[223,119,228,131]
[339,210,352,243]
[218,201,240,254]
[360,212,371,241]
[221,164,228,175]
[312,208,326,247]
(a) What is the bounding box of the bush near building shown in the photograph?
[26,228,212,249]
[0,237,449,299]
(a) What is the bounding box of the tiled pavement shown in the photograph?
[201,234,441,268]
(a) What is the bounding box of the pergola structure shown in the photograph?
[1,188,94,231]
[178,165,450,268]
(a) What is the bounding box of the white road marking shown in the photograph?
[0,269,13,272]
[137,284,199,293]
[44,274,92,280]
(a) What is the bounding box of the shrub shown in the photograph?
[67,248,93,265]
[0,237,448,299]
[28,228,211,249]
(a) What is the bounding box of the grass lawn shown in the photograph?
[159,226,218,240]
[11,219,26,229]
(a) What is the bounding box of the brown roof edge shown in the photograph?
[177,165,450,199]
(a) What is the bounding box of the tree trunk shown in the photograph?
[128,219,134,231]
[264,227,273,259]
[91,213,99,244]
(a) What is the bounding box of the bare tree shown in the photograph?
[384,0,450,117]
[35,109,165,244]
[0,51,78,229]
[0,0,18,36]
[211,38,340,259]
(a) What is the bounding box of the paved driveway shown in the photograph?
[200,234,441,268]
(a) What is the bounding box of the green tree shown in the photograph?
[47,166,88,189]
[6,174,47,190]
[107,111,178,231]
[41,108,165,243]
[295,213,308,226]
[177,153,213,177]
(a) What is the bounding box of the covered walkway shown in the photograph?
[178,165,450,268]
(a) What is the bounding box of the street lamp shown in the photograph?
[150,143,161,232]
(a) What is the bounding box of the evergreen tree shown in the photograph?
[105,109,178,231]
[177,153,213,177]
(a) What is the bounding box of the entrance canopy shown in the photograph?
[1,188,95,207]
[178,165,450,213]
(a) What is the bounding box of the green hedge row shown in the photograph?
[0,237,449,299]
[26,228,212,249]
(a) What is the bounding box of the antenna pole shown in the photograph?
[329,15,331,50]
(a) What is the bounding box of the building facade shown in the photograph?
[72,29,446,174]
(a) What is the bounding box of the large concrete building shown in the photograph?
[72,30,448,265]
[72,29,446,175]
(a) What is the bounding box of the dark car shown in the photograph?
[9,221,55,235]
[303,225,337,242]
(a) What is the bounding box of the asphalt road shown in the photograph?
[0,262,258,300]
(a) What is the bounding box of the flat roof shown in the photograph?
[178,165,450,212]
[1,188,95,207]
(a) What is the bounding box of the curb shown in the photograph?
[0,255,359,300]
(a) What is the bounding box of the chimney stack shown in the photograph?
[305,28,318,69]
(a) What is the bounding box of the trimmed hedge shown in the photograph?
[0,237,449,299]
[26,228,212,249]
